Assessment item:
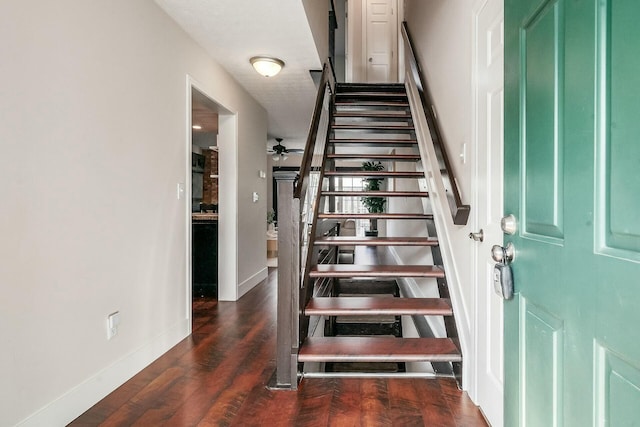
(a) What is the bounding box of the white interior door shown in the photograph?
[472,0,504,425]
[363,0,397,83]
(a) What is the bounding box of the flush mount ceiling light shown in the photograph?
[250,56,285,77]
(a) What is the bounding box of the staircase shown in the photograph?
[296,83,462,382]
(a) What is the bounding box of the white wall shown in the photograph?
[401,0,476,385]
[302,0,330,63]
[347,0,365,82]
[0,1,267,425]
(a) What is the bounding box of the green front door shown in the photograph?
[504,0,640,425]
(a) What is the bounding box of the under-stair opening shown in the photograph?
[295,82,461,383]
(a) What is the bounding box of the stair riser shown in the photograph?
[333,323,401,337]
[336,83,406,93]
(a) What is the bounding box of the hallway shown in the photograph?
[70,269,488,426]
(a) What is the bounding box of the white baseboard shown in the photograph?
[237,267,268,299]
[17,319,190,427]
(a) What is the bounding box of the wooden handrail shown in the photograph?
[401,22,470,225]
[294,60,336,200]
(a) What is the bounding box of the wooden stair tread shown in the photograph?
[322,190,427,197]
[309,264,445,278]
[326,154,420,161]
[336,92,408,98]
[324,171,423,178]
[329,138,417,147]
[333,112,412,119]
[298,337,461,363]
[334,102,410,109]
[306,297,453,316]
[315,236,438,246]
[318,213,433,220]
[336,83,405,91]
[332,124,415,131]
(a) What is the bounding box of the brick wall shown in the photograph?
[202,148,218,205]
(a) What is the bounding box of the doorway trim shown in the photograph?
[470,0,505,423]
[186,76,239,323]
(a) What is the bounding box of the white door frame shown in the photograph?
[471,0,505,424]
[185,76,239,325]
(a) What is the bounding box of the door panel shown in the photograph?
[598,0,640,257]
[521,299,563,426]
[364,0,397,83]
[595,345,640,426]
[505,0,640,425]
[522,0,564,241]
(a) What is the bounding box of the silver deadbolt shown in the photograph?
[501,214,517,235]
[491,242,515,264]
[469,229,484,242]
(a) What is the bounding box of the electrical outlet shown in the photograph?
[106,311,121,340]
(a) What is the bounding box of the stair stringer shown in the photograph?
[404,77,473,390]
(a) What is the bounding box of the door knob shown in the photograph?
[491,242,515,263]
[469,229,484,242]
[501,214,517,235]
[369,57,373,62]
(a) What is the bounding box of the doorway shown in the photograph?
[346,0,402,82]
[186,79,239,327]
[191,88,219,299]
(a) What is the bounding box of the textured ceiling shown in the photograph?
[155,0,322,149]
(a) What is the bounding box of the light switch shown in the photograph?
[252,192,259,203]
[259,170,266,179]
[177,182,185,200]
[107,311,121,340]
[460,143,467,164]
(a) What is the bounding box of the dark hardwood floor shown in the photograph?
[70,268,488,426]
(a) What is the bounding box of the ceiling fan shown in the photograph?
[267,138,303,161]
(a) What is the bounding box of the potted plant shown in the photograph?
[360,161,386,237]
[267,210,276,232]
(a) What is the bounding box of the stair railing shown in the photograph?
[401,22,470,225]
[271,60,335,390]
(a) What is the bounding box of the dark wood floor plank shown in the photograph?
[361,378,391,426]
[231,365,299,426]
[196,319,275,426]
[387,379,425,425]
[293,379,334,427]
[440,378,490,427]
[69,269,488,427]
[413,378,465,427]
[99,366,186,426]
[327,378,361,426]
